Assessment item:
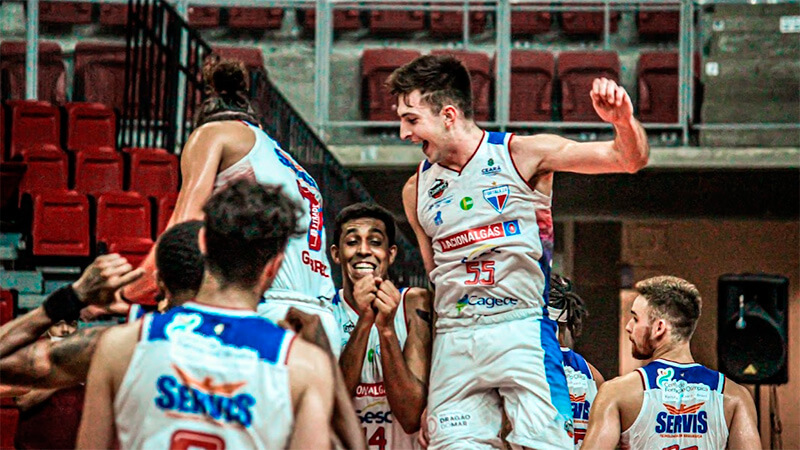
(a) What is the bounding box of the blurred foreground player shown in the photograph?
[77,180,335,449]
[123,57,340,353]
[394,54,648,448]
[331,203,433,448]
[582,276,761,450]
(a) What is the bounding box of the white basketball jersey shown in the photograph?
[331,289,420,450]
[415,131,554,327]
[215,121,336,304]
[115,303,295,450]
[562,348,599,448]
[620,360,729,450]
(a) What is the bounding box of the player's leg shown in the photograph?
[257,299,342,358]
[426,327,504,450]
[496,317,573,450]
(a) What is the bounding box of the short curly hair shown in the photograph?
[333,202,397,248]
[203,179,303,287]
[155,220,204,297]
[635,275,702,341]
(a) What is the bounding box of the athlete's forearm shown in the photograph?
[0,307,53,357]
[339,318,373,396]
[612,116,649,173]
[378,327,426,434]
[331,356,367,450]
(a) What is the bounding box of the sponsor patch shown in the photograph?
[434,211,443,226]
[435,411,472,432]
[426,194,454,212]
[481,158,502,176]
[437,220,521,252]
[355,382,386,398]
[428,178,449,199]
[459,197,473,210]
[483,185,510,213]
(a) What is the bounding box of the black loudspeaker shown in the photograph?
[717,274,789,385]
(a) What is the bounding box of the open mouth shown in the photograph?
[352,261,377,276]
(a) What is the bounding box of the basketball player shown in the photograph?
[122,57,340,353]
[392,54,649,448]
[582,275,761,450]
[0,221,204,390]
[549,273,604,448]
[77,179,335,449]
[330,203,432,449]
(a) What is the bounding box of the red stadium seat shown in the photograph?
[368,8,424,34]
[213,46,264,72]
[561,3,620,36]
[74,43,127,113]
[7,100,61,161]
[19,148,68,199]
[228,7,284,30]
[73,148,123,196]
[0,162,26,211]
[558,51,619,122]
[638,51,679,123]
[188,6,220,28]
[510,50,555,122]
[362,49,422,121]
[430,10,487,37]
[108,238,153,268]
[637,11,679,38]
[64,102,116,152]
[511,11,552,35]
[0,41,66,104]
[431,50,493,121]
[0,289,16,326]
[31,190,91,256]
[300,8,361,32]
[96,191,152,245]
[99,4,128,26]
[125,148,179,197]
[155,193,179,236]
[0,405,19,450]
[39,2,92,24]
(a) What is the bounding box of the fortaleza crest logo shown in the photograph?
[437,220,521,252]
[483,185,510,213]
[428,179,449,199]
[154,365,256,428]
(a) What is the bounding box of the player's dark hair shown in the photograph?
[386,54,474,119]
[203,179,303,287]
[333,202,397,248]
[549,273,588,338]
[635,276,702,341]
[194,56,260,127]
[155,220,204,297]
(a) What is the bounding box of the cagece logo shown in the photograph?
[456,294,519,312]
[437,220,521,252]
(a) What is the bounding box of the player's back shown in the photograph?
[114,302,295,450]
[214,121,336,303]
[620,359,728,450]
[562,348,598,448]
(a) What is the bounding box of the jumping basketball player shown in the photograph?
[393,54,649,448]
[582,275,761,450]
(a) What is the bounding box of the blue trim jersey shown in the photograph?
[114,303,296,450]
[562,348,598,448]
[620,360,729,450]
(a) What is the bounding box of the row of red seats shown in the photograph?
[27,189,176,263]
[34,2,679,38]
[363,49,687,123]
[0,42,264,108]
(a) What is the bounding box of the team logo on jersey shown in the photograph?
[428,179,449,199]
[342,320,355,334]
[434,211,443,226]
[154,364,256,428]
[438,220,521,252]
[459,197,473,210]
[655,403,708,435]
[483,185,510,213]
[481,158,502,176]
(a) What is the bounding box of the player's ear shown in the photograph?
[330,244,341,265]
[652,318,669,340]
[441,104,458,127]
[197,227,207,255]
[388,244,398,265]
[260,252,286,292]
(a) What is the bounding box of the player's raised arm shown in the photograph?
[402,173,435,276]
[511,78,649,177]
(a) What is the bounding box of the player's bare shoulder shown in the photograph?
[509,133,572,174]
[721,377,753,425]
[402,173,419,204]
[404,288,433,326]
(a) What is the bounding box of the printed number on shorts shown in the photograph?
[465,261,495,285]
[170,430,225,450]
[366,426,387,450]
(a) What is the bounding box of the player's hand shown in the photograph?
[373,279,401,332]
[80,291,132,321]
[418,407,430,448]
[278,307,333,355]
[72,254,145,307]
[590,78,633,125]
[353,274,380,323]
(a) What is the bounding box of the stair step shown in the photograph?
[0,270,43,294]
[18,293,47,310]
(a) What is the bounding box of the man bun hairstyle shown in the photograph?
[386,54,474,119]
[194,55,260,127]
[635,275,702,341]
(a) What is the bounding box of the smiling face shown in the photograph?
[397,90,451,164]
[626,295,658,360]
[331,217,397,284]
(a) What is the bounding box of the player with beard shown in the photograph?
[330,203,432,449]
[582,276,761,450]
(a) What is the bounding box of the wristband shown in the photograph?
[42,285,84,323]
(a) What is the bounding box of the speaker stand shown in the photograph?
[754,384,761,429]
